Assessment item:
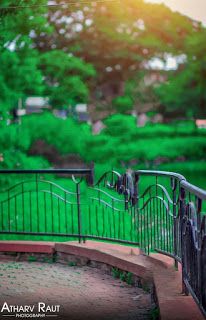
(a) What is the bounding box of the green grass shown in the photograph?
[111,267,133,285]
[0,167,205,254]
[1,111,206,249]
[0,175,138,244]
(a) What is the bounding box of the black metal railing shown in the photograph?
[0,168,138,245]
[179,180,206,316]
[0,169,93,241]
[0,168,205,316]
[134,170,206,318]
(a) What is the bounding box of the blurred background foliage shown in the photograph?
[0,0,206,187]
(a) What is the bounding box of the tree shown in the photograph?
[155,30,206,118]
[0,0,49,118]
[112,95,133,113]
[0,1,96,116]
[33,0,200,108]
[40,50,96,108]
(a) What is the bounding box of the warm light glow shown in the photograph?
[144,0,206,25]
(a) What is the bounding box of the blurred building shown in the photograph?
[75,104,90,122]
[92,120,105,135]
[196,119,206,129]
[25,97,50,114]
[53,109,68,119]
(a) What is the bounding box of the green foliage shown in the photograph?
[149,307,160,320]
[0,119,50,173]
[127,272,133,285]
[40,51,96,108]
[155,30,206,118]
[28,255,37,262]
[0,48,44,116]
[44,0,197,93]
[112,96,134,113]
[0,1,96,117]
[0,149,49,170]
[111,267,133,285]
[43,257,53,264]
[68,261,77,267]
[21,112,91,155]
[1,113,206,177]
[0,0,205,118]
[0,123,32,153]
[112,267,120,279]
[0,0,49,117]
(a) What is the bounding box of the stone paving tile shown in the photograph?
[0,261,152,320]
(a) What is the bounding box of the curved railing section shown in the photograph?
[134,169,206,317]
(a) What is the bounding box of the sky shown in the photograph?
[145,0,206,25]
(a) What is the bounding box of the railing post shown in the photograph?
[76,181,82,244]
[172,178,178,269]
[179,186,189,295]
[135,173,142,251]
[86,162,94,186]
[196,198,202,304]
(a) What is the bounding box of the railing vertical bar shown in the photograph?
[76,182,82,243]
[143,195,146,252]
[173,178,178,268]
[130,206,133,242]
[133,206,137,242]
[142,198,145,252]
[36,174,39,233]
[109,205,112,239]
[58,197,60,233]
[14,196,17,232]
[156,197,159,250]
[95,204,98,237]
[149,187,152,251]
[112,199,115,239]
[123,209,126,240]
[50,184,54,233]
[64,192,67,234]
[118,210,121,240]
[44,192,47,233]
[89,203,92,235]
[30,191,32,232]
[165,191,169,253]
[22,184,25,232]
[8,190,10,232]
[160,193,163,251]
[71,204,74,234]
[146,193,149,254]
[102,206,105,237]
[155,176,158,249]
[1,202,4,231]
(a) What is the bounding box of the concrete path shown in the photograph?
[0,261,152,320]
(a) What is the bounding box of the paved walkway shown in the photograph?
[0,261,152,320]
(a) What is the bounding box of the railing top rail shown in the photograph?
[95,170,121,186]
[0,169,92,174]
[136,170,186,182]
[180,180,206,200]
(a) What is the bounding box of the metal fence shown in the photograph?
[0,169,138,245]
[0,168,205,316]
[135,170,206,318]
